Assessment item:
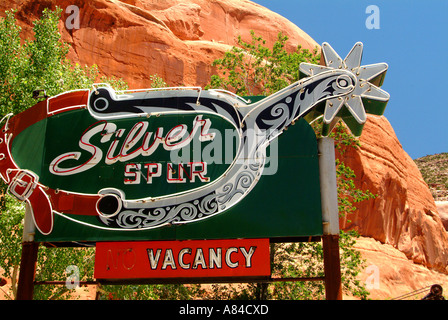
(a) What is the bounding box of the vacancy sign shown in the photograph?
[94,238,270,280]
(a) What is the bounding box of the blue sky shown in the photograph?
[252,0,448,160]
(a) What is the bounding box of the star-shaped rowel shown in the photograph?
[299,42,390,136]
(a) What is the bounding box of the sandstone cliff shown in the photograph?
[436,201,448,232]
[1,0,317,89]
[1,0,447,286]
[339,117,448,273]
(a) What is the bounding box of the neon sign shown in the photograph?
[0,42,389,242]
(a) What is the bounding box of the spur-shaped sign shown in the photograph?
[0,42,389,243]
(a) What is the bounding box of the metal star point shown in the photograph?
[300,42,390,136]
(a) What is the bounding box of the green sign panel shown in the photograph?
[0,42,389,244]
[33,116,323,242]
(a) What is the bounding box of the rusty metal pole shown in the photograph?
[322,234,342,300]
[16,203,38,300]
[318,137,342,300]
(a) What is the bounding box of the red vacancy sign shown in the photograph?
[94,239,271,280]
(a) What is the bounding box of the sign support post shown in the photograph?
[16,203,38,300]
[318,137,342,300]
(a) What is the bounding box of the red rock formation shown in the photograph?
[339,117,448,273]
[2,0,447,276]
[436,201,448,231]
[1,0,317,89]
[349,237,448,300]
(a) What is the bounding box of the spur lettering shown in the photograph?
[123,161,209,184]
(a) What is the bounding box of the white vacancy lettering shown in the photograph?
[146,246,257,270]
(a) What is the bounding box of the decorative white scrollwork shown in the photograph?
[84,42,389,231]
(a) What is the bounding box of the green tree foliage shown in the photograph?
[0,195,23,299]
[149,74,168,88]
[0,9,127,118]
[207,31,375,300]
[96,283,206,300]
[207,30,320,96]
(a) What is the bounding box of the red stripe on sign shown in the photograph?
[94,239,270,280]
[47,90,89,115]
